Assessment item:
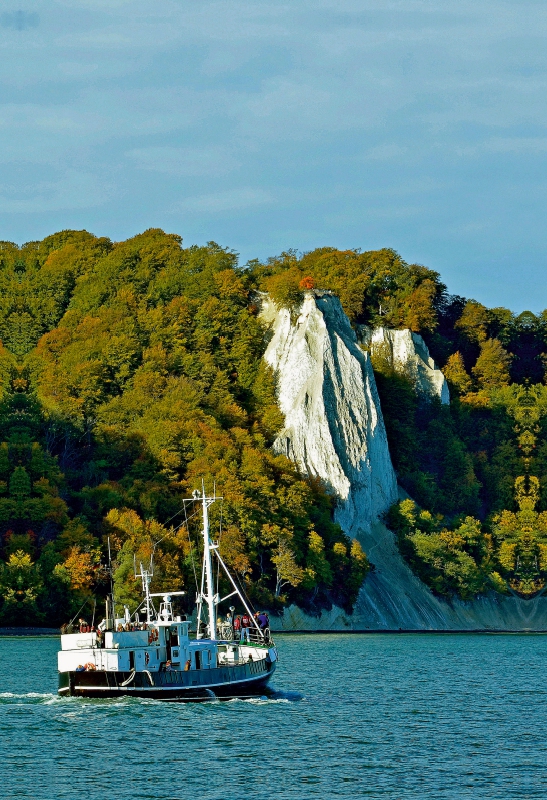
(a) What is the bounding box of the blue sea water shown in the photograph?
[0,632,545,799]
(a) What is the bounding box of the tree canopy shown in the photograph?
[0,230,369,624]
[1,230,546,619]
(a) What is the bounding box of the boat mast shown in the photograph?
[135,557,155,624]
[201,482,217,641]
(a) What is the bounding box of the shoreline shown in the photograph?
[0,627,60,636]
[1,627,546,637]
[273,629,547,634]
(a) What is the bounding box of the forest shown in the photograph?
[256,247,547,599]
[0,230,368,626]
[0,229,546,625]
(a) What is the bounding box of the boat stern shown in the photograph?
[58,671,72,696]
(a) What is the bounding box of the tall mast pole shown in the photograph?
[142,565,153,624]
[201,482,217,640]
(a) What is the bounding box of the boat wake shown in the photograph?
[220,687,304,704]
[261,689,304,702]
[0,691,59,704]
[0,688,303,715]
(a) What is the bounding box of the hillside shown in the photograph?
[0,230,546,626]
[0,231,367,625]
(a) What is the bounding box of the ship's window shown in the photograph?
[129,651,135,670]
[195,651,201,670]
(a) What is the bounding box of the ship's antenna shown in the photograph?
[132,522,182,625]
[134,553,155,624]
[201,480,217,641]
[107,536,115,627]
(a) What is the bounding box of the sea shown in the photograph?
[0,632,545,799]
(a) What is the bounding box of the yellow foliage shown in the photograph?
[7,550,33,570]
[54,546,98,591]
[443,352,472,395]
[497,541,517,571]
[350,539,368,567]
[456,300,489,343]
[472,339,512,390]
[439,530,465,551]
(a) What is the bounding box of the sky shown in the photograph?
[0,0,546,311]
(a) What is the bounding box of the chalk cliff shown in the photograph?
[262,292,547,631]
[261,292,397,534]
[359,326,450,404]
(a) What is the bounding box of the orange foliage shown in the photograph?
[299,276,315,290]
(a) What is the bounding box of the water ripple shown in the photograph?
[1,633,547,799]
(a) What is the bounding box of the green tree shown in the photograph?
[472,339,512,390]
[443,352,472,395]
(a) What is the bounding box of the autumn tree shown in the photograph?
[472,339,512,390]
[456,300,490,343]
[443,352,472,395]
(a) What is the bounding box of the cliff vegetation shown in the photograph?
[254,248,547,599]
[1,232,546,623]
[0,232,368,625]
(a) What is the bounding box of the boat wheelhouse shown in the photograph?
[57,487,277,700]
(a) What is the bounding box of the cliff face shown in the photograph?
[262,293,547,631]
[359,326,450,404]
[261,292,397,534]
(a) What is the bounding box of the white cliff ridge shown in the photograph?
[261,292,397,534]
[359,326,450,404]
[262,291,547,631]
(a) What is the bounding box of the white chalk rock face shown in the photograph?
[261,293,546,631]
[261,292,397,534]
[360,326,450,404]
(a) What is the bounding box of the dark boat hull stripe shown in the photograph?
[58,661,276,699]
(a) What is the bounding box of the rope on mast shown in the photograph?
[213,549,263,636]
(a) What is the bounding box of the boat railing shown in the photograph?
[217,655,269,667]
[242,627,272,645]
[217,626,273,644]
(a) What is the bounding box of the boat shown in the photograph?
[57,487,278,700]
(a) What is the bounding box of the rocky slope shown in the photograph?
[262,293,547,631]
[261,292,397,534]
[359,326,450,404]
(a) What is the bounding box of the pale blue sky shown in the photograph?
[1,1,546,310]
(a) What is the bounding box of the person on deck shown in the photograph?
[241,613,251,642]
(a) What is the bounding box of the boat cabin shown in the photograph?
[58,618,198,674]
